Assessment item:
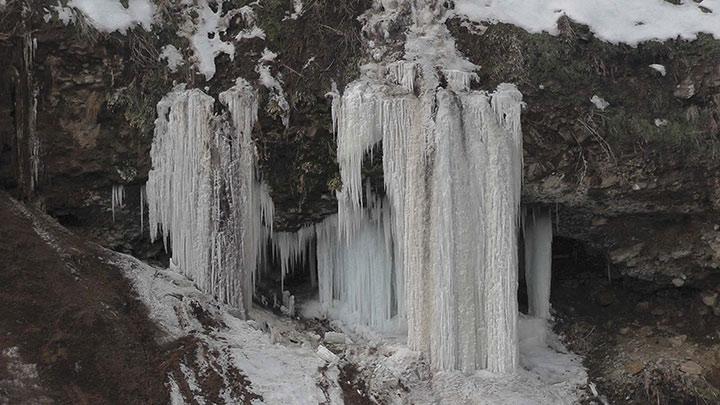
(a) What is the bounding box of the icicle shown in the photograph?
[523,207,553,320]
[386,61,417,93]
[29,88,39,191]
[442,69,478,92]
[219,78,276,309]
[146,86,218,301]
[334,81,384,214]
[259,182,275,235]
[314,193,400,332]
[326,80,341,135]
[111,185,125,222]
[272,223,315,292]
[139,185,145,233]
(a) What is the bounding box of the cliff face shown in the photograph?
[450,19,720,286]
[5,1,718,286]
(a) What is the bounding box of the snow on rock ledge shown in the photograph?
[453,0,720,45]
[68,0,154,33]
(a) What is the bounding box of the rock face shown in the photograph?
[449,19,720,285]
[1,1,719,300]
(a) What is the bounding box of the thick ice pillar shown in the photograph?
[523,208,553,320]
[333,81,524,373]
[146,81,271,317]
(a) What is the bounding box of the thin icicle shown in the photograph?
[139,185,145,233]
[111,185,125,222]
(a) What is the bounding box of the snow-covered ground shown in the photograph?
[111,252,343,404]
[111,245,588,404]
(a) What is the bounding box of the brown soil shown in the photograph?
[0,191,171,404]
[339,363,375,405]
[551,237,720,404]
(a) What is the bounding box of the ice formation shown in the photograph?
[523,207,553,319]
[316,190,400,332]
[16,31,40,197]
[219,79,275,298]
[146,81,272,315]
[111,185,125,222]
[139,185,145,233]
[328,74,524,372]
[273,224,315,292]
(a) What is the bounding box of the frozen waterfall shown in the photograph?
[331,78,524,373]
[146,82,273,316]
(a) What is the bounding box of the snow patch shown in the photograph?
[649,63,667,76]
[590,94,610,110]
[159,45,184,73]
[179,0,236,80]
[453,0,720,46]
[256,52,290,127]
[68,0,154,33]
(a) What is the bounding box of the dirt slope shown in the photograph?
[0,191,170,404]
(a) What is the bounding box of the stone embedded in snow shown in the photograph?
[701,291,718,307]
[316,345,339,364]
[649,64,667,76]
[324,332,349,346]
[590,95,610,110]
[669,334,687,347]
[624,361,644,375]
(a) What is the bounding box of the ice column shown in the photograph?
[146,83,268,316]
[523,207,553,320]
[333,81,524,373]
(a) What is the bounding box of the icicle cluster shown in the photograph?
[332,77,524,373]
[111,185,125,222]
[316,189,400,332]
[272,224,315,291]
[219,79,275,302]
[146,82,273,316]
[523,207,553,320]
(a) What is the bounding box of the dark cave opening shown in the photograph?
[254,237,319,314]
